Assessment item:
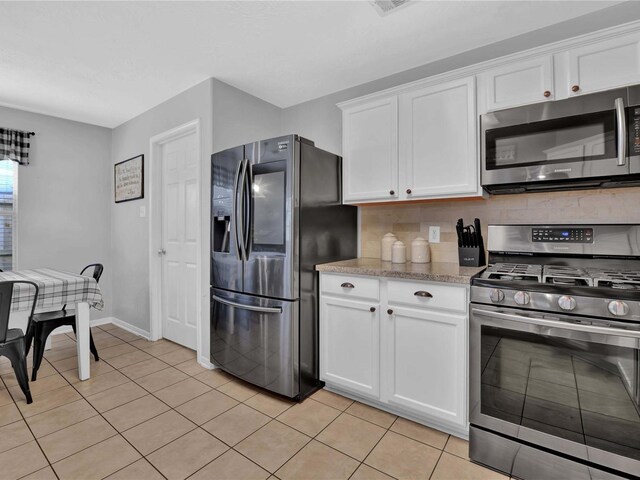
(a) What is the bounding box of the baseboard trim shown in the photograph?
[198,356,215,370]
[110,318,151,340]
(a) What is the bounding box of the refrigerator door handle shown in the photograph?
[236,159,249,261]
[212,294,283,314]
[243,162,253,257]
[232,159,243,261]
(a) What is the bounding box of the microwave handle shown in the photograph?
[615,97,627,167]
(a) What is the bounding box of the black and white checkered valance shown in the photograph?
[0,128,33,165]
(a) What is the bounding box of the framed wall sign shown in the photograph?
[114,154,144,203]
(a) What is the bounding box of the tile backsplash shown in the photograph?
[360,187,640,263]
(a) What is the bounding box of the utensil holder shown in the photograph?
[458,246,486,267]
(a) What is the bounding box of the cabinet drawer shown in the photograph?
[387,280,467,313]
[321,274,379,301]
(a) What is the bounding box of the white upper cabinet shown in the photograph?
[399,77,477,199]
[339,23,640,204]
[340,76,479,204]
[480,56,554,111]
[342,97,398,203]
[565,31,640,97]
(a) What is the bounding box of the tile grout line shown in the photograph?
[1,366,62,480]
[14,324,472,480]
[44,327,176,479]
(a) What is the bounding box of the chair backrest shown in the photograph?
[80,264,104,283]
[0,281,39,343]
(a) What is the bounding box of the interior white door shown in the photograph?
[160,132,199,349]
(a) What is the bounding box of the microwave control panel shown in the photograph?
[631,107,640,155]
[532,228,594,243]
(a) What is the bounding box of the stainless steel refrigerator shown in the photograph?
[210,135,357,400]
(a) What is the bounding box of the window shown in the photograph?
[0,161,16,271]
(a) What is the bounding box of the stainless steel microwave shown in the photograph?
[481,85,640,194]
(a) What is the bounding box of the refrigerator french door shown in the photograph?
[210,135,357,399]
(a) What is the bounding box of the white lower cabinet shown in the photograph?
[320,296,380,400]
[382,305,466,427]
[320,273,468,435]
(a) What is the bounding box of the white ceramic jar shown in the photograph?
[381,233,397,262]
[411,237,430,263]
[391,241,407,264]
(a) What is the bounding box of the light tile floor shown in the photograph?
[0,324,509,480]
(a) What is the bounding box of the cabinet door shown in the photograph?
[342,97,398,203]
[382,306,466,426]
[482,56,554,111]
[567,32,640,96]
[320,296,380,399]
[399,77,478,199]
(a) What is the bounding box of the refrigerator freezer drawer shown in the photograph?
[210,288,299,398]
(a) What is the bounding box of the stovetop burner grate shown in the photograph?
[542,266,593,287]
[484,263,542,282]
[588,268,640,289]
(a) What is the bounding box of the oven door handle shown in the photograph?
[615,96,627,167]
[212,294,283,314]
[472,307,640,339]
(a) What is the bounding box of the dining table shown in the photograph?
[0,268,104,381]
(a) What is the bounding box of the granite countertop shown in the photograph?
[316,258,485,284]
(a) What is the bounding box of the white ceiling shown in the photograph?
[0,1,627,128]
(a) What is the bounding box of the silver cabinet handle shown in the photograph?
[212,294,282,314]
[340,282,355,289]
[414,291,432,298]
[615,97,627,167]
[157,249,166,255]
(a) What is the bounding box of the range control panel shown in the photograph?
[532,228,594,243]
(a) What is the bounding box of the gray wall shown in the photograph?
[110,78,214,335]
[110,77,281,361]
[0,106,112,319]
[280,1,640,154]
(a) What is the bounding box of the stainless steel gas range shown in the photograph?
[469,224,640,480]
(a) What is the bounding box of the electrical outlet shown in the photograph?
[429,226,440,243]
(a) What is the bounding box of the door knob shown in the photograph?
[157,249,166,255]
[370,307,376,312]
[387,308,394,315]
[571,85,580,93]
[543,90,551,98]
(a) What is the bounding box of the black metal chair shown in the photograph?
[26,264,103,381]
[0,280,39,404]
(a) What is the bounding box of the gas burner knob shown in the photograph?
[514,291,530,305]
[489,289,505,303]
[558,295,577,311]
[608,300,630,317]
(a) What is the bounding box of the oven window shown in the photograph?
[481,326,640,460]
[485,111,616,170]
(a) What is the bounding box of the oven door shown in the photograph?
[481,87,631,189]
[470,305,640,476]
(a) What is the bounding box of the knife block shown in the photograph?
[458,246,486,267]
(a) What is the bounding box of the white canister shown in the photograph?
[411,237,430,264]
[391,241,407,264]
[381,233,397,261]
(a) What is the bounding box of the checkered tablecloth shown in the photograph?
[0,268,104,312]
